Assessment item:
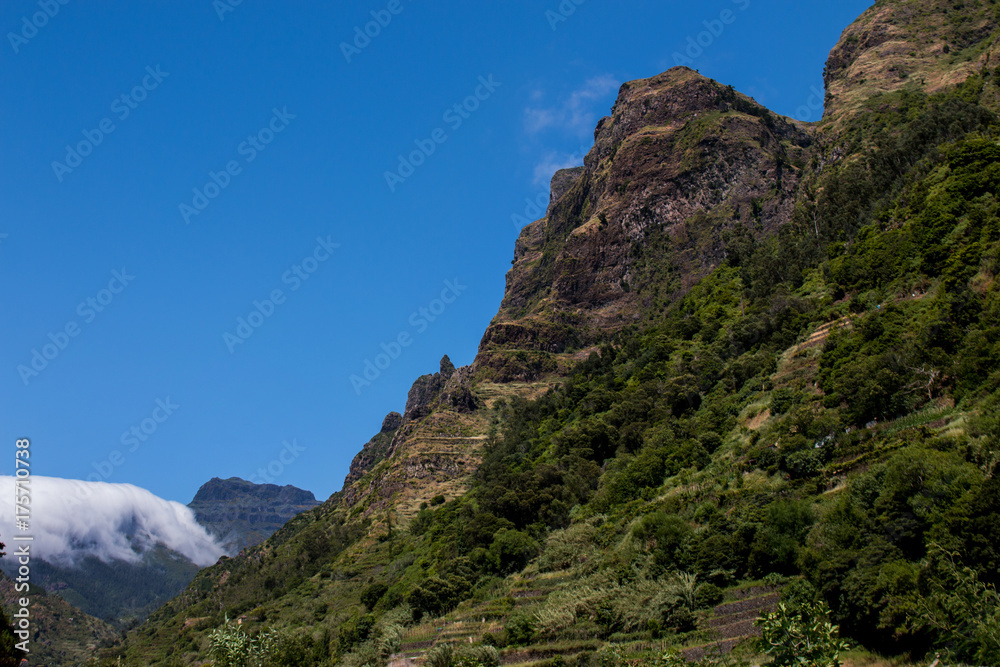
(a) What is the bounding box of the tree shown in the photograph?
[0,608,26,667]
[909,545,1000,665]
[488,529,539,575]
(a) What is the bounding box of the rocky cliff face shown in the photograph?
[338,355,483,520]
[189,477,320,555]
[342,411,403,489]
[473,67,812,381]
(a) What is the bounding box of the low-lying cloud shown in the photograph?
[0,476,224,567]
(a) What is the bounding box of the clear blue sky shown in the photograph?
[0,0,873,504]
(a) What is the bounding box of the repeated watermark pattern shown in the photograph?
[223,236,340,353]
[545,0,587,31]
[212,0,244,21]
[510,192,551,233]
[12,438,32,655]
[384,76,501,192]
[671,0,751,68]
[84,398,181,484]
[17,269,136,386]
[340,0,410,63]
[350,279,466,394]
[795,85,827,122]
[179,107,296,224]
[7,0,70,54]
[51,66,170,182]
[248,439,306,485]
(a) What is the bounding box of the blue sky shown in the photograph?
[0,0,873,504]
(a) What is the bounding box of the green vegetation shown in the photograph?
[0,543,27,666]
[106,14,1000,667]
[755,601,849,667]
[208,618,280,667]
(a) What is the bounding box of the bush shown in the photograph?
[407,575,470,620]
[756,601,849,667]
[785,448,823,479]
[632,512,693,571]
[695,583,724,609]
[0,608,26,667]
[489,529,540,575]
[909,545,1000,666]
[360,582,388,610]
[506,613,536,646]
[771,388,797,414]
[208,618,281,667]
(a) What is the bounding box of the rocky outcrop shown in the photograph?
[404,355,467,420]
[342,412,403,489]
[404,374,447,421]
[474,67,812,381]
[381,411,404,432]
[547,166,585,216]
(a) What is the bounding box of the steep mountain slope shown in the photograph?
[475,68,812,382]
[189,477,321,556]
[13,545,203,627]
[0,571,118,666]
[112,2,1000,665]
[823,0,1000,122]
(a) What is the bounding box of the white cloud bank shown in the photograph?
[0,476,224,567]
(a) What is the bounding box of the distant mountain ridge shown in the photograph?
[0,474,319,654]
[189,476,321,555]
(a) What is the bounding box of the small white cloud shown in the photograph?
[524,74,620,138]
[0,476,224,567]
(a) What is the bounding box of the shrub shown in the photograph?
[695,583,724,609]
[360,582,388,610]
[755,601,849,667]
[506,613,536,646]
[771,388,797,414]
[208,617,281,667]
[489,529,540,575]
[909,545,1000,665]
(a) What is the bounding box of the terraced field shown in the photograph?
[389,578,782,665]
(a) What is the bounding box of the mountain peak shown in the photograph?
[189,477,320,555]
[190,476,317,505]
[473,65,810,382]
